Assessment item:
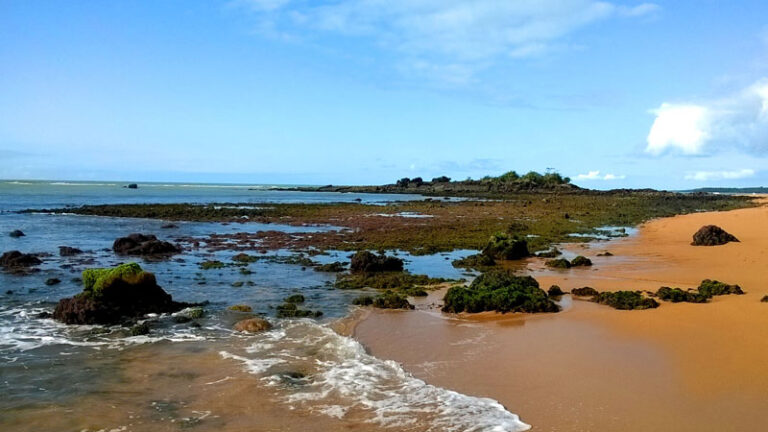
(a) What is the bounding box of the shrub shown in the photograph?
[442,270,558,314]
[431,176,451,183]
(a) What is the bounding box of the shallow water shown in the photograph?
[0,182,528,432]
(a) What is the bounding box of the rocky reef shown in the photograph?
[594,291,659,310]
[349,251,404,273]
[0,250,42,272]
[53,263,189,325]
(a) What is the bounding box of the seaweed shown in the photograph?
[442,270,558,314]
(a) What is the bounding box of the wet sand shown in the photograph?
[354,199,768,431]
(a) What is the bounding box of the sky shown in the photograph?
[1,0,768,189]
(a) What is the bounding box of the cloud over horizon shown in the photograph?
[646,79,768,156]
[684,168,756,181]
[233,0,659,82]
[575,170,626,180]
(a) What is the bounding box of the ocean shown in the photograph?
[0,180,530,432]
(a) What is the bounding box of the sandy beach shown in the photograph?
[354,199,768,431]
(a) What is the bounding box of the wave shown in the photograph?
[220,320,531,431]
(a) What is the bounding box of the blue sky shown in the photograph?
[1,0,768,189]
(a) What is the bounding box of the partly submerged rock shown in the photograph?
[53,263,189,325]
[372,290,414,309]
[276,302,323,318]
[228,304,253,312]
[545,258,571,269]
[58,246,84,256]
[45,277,61,286]
[442,270,558,314]
[9,230,25,238]
[113,233,181,257]
[234,317,272,333]
[349,251,403,273]
[571,286,599,297]
[548,285,564,297]
[0,250,42,270]
[482,232,530,261]
[570,256,593,267]
[314,261,346,272]
[691,225,739,246]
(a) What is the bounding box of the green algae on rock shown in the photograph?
[442,269,558,314]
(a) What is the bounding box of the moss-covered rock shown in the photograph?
[570,256,593,267]
[697,279,744,297]
[284,294,305,304]
[545,258,571,269]
[199,260,225,270]
[129,322,150,336]
[548,285,564,297]
[452,253,495,270]
[53,263,188,325]
[349,251,404,273]
[535,247,560,258]
[655,287,708,303]
[571,286,599,297]
[352,295,374,306]
[442,270,558,314]
[314,262,346,272]
[228,304,253,312]
[594,291,659,310]
[372,290,414,309]
[232,253,259,263]
[482,233,529,261]
[335,272,446,290]
[112,233,180,256]
[276,302,323,318]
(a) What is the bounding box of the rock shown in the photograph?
[129,322,150,336]
[0,250,42,269]
[126,183,138,189]
[571,287,599,297]
[482,233,530,260]
[697,279,744,297]
[228,304,253,312]
[442,270,558,314]
[352,295,374,306]
[548,285,564,297]
[597,251,613,257]
[570,256,593,267]
[284,294,305,304]
[113,233,181,256]
[45,278,61,286]
[349,251,404,273]
[691,225,739,246]
[452,253,495,270]
[161,223,178,229]
[53,263,189,325]
[58,246,84,256]
[545,258,571,269]
[234,317,272,333]
[655,286,707,303]
[594,291,659,310]
[371,290,413,309]
[314,261,346,272]
[276,302,323,318]
[761,295,768,303]
[9,230,25,238]
[535,247,560,258]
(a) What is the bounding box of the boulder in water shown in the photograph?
[53,263,189,325]
[0,250,42,270]
[113,233,181,256]
[234,317,272,333]
[59,246,84,256]
[9,230,25,238]
[691,225,739,246]
[349,251,403,273]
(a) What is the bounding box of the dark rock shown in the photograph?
[45,278,61,286]
[352,295,374,306]
[697,279,743,297]
[545,258,571,269]
[314,261,346,272]
[570,256,593,267]
[0,250,42,269]
[761,295,768,303]
[349,251,404,273]
[442,270,558,314]
[548,285,564,297]
[126,183,138,189]
[594,291,659,310]
[482,233,529,260]
[36,311,52,319]
[571,287,599,297]
[691,225,739,246]
[58,246,83,256]
[655,286,707,303]
[53,263,189,325]
[371,290,413,309]
[129,322,150,336]
[228,304,253,312]
[9,230,25,238]
[276,302,323,318]
[112,233,181,256]
[161,223,178,229]
[597,251,614,257]
[452,253,495,270]
[284,294,305,304]
[234,317,272,333]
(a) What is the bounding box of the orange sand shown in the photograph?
[354,198,768,431]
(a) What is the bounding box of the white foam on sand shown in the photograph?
[219,320,531,432]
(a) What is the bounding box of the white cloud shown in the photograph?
[646,79,768,156]
[684,168,756,181]
[233,0,659,81]
[575,170,625,180]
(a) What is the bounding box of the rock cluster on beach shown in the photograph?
[113,233,181,256]
[349,251,404,273]
[53,262,189,325]
[442,269,559,314]
[691,225,739,246]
